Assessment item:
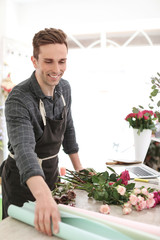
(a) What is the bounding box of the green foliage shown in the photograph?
[62,168,135,206]
[149,72,160,122]
[130,72,160,125]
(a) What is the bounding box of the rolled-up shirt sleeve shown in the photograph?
[5,92,44,185]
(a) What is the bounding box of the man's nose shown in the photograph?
[51,62,60,73]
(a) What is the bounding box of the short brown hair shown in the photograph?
[32,28,68,59]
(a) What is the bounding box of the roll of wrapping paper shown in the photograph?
[58,204,160,240]
[8,202,132,240]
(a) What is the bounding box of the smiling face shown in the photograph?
[31,43,67,96]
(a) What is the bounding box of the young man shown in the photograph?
[0,28,83,236]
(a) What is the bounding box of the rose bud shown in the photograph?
[60,194,69,204]
[67,190,76,200]
[53,196,61,204]
[60,167,66,176]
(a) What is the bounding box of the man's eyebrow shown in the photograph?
[43,58,67,60]
[60,58,67,60]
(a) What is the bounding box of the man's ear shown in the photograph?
[31,56,37,68]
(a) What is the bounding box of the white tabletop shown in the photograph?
[0,181,160,239]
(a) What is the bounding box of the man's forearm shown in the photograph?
[69,153,83,171]
[26,175,51,200]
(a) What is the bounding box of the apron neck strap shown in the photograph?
[39,99,46,126]
[61,94,66,106]
[39,95,66,126]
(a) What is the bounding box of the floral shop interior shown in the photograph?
[1,0,160,171]
[0,0,160,239]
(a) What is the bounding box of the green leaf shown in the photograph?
[114,179,122,186]
[83,183,94,192]
[107,166,116,173]
[148,104,154,109]
[104,191,109,200]
[138,105,144,109]
[91,175,99,183]
[97,191,106,201]
[157,101,160,107]
[98,175,106,184]
[151,79,155,84]
[110,173,117,182]
[151,85,156,89]
[103,171,109,179]
[93,191,99,200]
[86,168,97,174]
[125,183,135,191]
[112,189,119,200]
[79,169,90,175]
[132,107,139,113]
[88,192,93,198]
[157,72,160,77]
[151,89,158,97]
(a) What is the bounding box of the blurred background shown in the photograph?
[0,0,160,171]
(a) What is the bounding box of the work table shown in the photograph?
[0,181,160,239]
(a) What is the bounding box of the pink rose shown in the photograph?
[133,188,141,195]
[146,198,155,208]
[137,196,144,202]
[122,207,132,215]
[137,111,143,119]
[153,191,160,207]
[109,182,114,186]
[153,191,158,198]
[148,110,153,115]
[141,188,148,195]
[129,194,138,205]
[99,204,110,214]
[135,201,146,211]
[142,110,153,116]
[117,185,126,195]
[117,170,130,185]
[125,113,136,120]
[123,201,132,208]
[144,115,149,120]
[147,193,154,199]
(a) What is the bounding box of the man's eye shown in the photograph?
[59,60,66,64]
[44,60,52,63]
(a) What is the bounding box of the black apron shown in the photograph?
[0,95,67,219]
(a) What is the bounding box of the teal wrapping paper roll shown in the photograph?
[8,202,132,240]
[58,204,160,240]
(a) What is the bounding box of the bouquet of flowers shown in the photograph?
[53,168,160,215]
[125,107,157,135]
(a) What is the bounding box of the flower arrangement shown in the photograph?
[53,168,160,215]
[125,107,157,135]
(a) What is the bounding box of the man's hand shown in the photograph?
[27,176,60,236]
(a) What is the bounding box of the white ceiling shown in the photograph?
[3,0,160,45]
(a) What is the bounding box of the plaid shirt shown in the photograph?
[5,71,79,185]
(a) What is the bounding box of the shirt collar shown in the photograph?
[30,71,63,100]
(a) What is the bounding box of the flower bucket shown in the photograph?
[133,129,152,162]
